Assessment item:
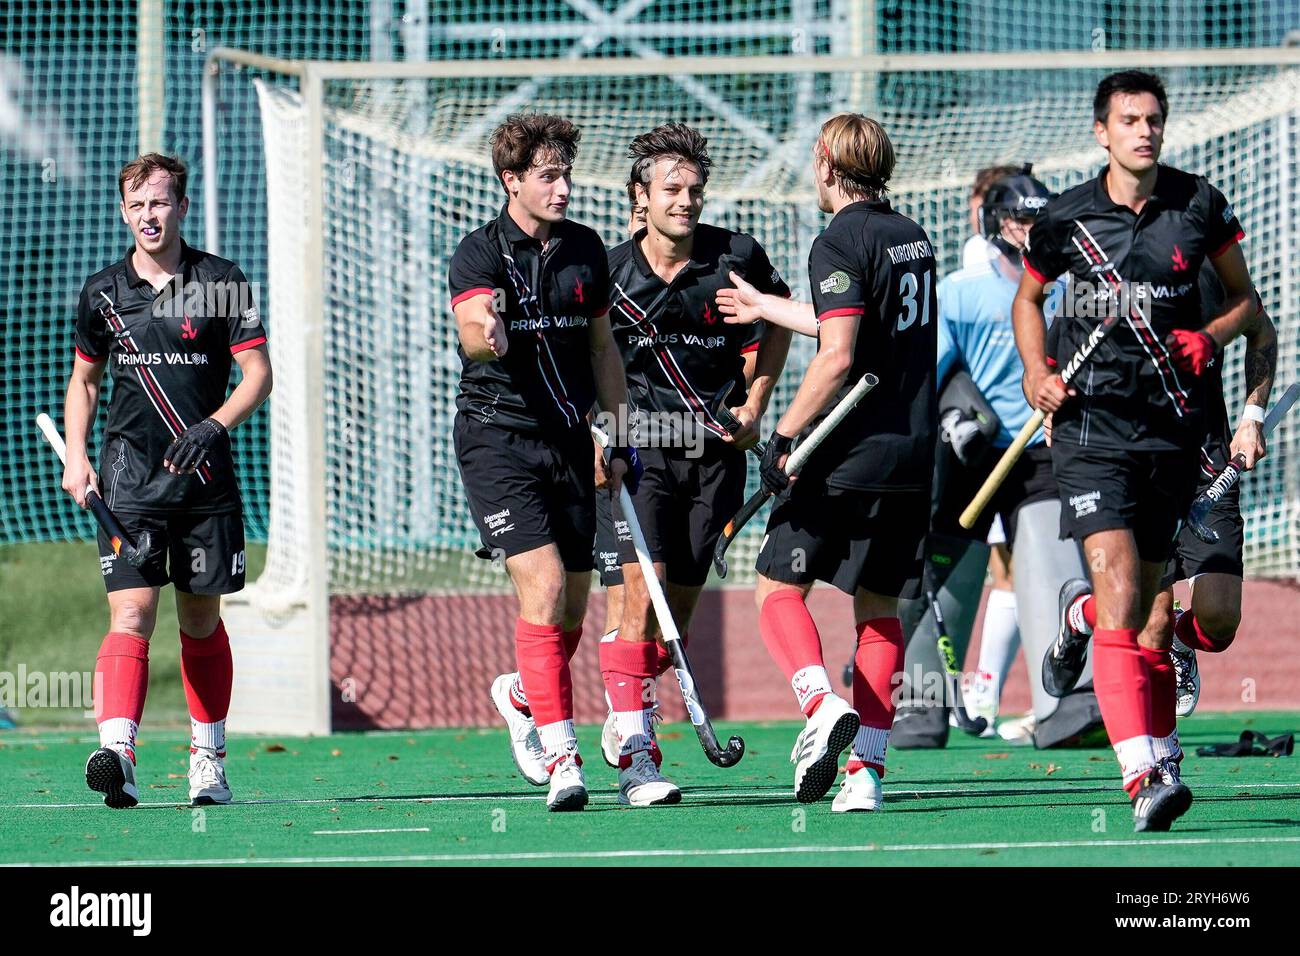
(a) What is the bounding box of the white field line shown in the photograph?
[6,781,1298,811]
[6,835,1300,867]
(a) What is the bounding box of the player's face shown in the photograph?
[1094,92,1164,175]
[999,215,1035,252]
[119,172,188,257]
[642,158,703,242]
[628,201,647,236]
[506,153,572,223]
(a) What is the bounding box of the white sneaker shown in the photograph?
[832,767,883,812]
[1171,631,1201,718]
[618,750,682,807]
[85,747,138,809]
[546,755,588,812]
[790,694,859,804]
[189,750,232,805]
[602,703,663,768]
[490,673,549,786]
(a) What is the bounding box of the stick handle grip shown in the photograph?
[958,409,1044,530]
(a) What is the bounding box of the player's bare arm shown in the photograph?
[588,311,631,494]
[718,270,818,337]
[1012,268,1073,412]
[728,324,792,450]
[1231,302,1278,471]
[61,353,106,507]
[454,293,507,361]
[771,311,857,471]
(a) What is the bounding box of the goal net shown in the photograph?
[206,51,1300,732]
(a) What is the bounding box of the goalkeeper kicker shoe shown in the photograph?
[491,673,549,786]
[189,751,232,806]
[546,755,588,812]
[791,694,858,804]
[1043,578,1093,698]
[617,750,682,807]
[832,767,883,812]
[1170,623,1201,718]
[1131,769,1193,832]
[85,747,138,809]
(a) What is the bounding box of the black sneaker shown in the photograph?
[1131,769,1193,832]
[85,747,139,809]
[889,704,949,749]
[1043,578,1093,698]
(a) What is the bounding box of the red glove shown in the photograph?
[1165,329,1216,376]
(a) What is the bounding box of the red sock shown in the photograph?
[180,620,233,724]
[95,632,149,727]
[655,631,688,676]
[851,617,904,729]
[1140,646,1177,740]
[1175,609,1234,652]
[561,626,583,660]
[514,619,571,727]
[1092,628,1155,795]
[600,639,658,763]
[759,590,828,715]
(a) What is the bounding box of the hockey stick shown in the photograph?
[959,307,1132,530]
[1187,382,1299,543]
[36,413,152,568]
[591,425,745,768]
[712,371,879,578]
[708,382,767,458]
[929,583,987,736]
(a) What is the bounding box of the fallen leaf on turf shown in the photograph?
[972,769,993,776]
[1028,762,1041,769]
[661,732,684,740]
[1088,756,1108,762]
[983,753,1010,760]
[1045,763,1059,775]
[265,743,287,753]
[387,755,399,761]
[330,748,342,757]
[283,821,292,827]
[167,773,185,779]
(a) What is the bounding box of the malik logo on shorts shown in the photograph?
[1070,490,1101,519]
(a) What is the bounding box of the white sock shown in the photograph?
[849,724,889,770]
[537,719,578,766]
[614,708,651,756]
[191,717,226,756]
[1067,595,1094,636]
[1153,729,1182,761]
[977,588,1020,695]
[1115,734,1157,788]
[509,673,530,711]
[792,665,833,713]
[99,717,138,761]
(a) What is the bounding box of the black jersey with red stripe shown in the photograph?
[802,198,938,492]
[73,242,267,515]
[1023,164,1244,452]
[448,206,610,434]
[607,223,789,446]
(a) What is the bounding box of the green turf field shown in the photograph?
[1,713,1297,866]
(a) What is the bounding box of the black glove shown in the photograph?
[607,445,643,496]
[163,418,227,474]
[759,431,795,495]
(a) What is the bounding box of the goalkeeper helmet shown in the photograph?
[979,164,1053,258]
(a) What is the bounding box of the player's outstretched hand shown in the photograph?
[1166,329,1216,376]
[163,417,227,475]
[717,271,764,325]
[759,431,794,495]
[1231,418,1266,471]
[482,311,509,358]
[62,455,99,508]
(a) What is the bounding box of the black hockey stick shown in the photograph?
[713,372,879,578]
[930,586,988,736]
[1186,383,1298,543]
[708,382,767,458]
[592,425,744,767]
[36,413,152,568]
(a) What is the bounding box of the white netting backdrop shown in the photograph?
[246,62,1300,603]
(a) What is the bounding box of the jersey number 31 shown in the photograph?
[896,269,933,332]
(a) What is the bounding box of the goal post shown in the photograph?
[203,47,1300,734]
